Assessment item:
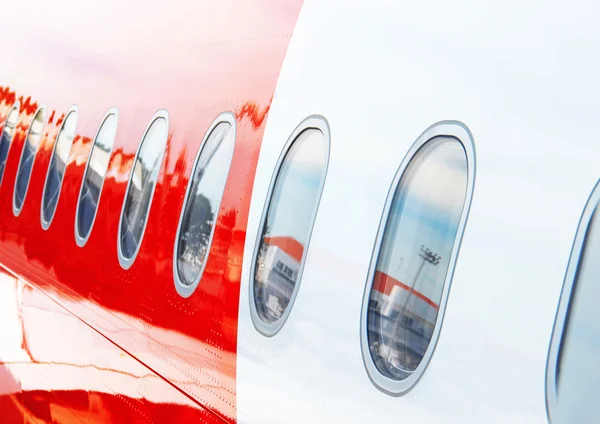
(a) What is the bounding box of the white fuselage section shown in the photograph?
[237,0,600,422]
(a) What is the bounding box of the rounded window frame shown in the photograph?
[40,104,78,230]
[173,111,237,298]
[0,101,21,186]
[117,109,169,270]
[545,179,600,422]
[249,115,331,337]
[75,107,119,247]
[360,121,476,396]
[13,105,46,217]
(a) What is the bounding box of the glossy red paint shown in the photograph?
[0,1,303,422]
[0,269,222,423]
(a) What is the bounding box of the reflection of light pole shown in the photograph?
[394,258,404,277]
[414,245,441,284]
[399,245,441,318]
[387,245,441,373]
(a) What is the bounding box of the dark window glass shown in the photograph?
[175,120,235,292]
[41,108,78,227]
[253,127,328,330]
[550,198,600,424]
[0,105,19,185]
[366,137,468,381]
[76,112,117,244]
[118,116,168,266]
[14,108,45,214]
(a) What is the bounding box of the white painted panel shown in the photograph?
[238,0,600,422]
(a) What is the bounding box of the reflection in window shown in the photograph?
[76,111,118,245]
[365,137,468,383]
[175,118,236,295]
[252,126,329,333]
[0,104,19,185]
[42,108,78,228]
[118,115,168,267]
[14,107,45,215]
[549,188,600,424]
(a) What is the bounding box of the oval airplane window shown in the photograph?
[41,106,78,229]
[75,108,118,247]
[361,122,475,396]
[250,116,330,336]
[0,103,20,185]
[13,106,45,216]
[174,113,236,298]
[117,110,168,269]
[546,180,600,424]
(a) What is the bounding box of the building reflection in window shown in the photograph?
[253,127,328,328]
[14,107,45,215]
[76,111,118,245]
[119,115,168,266]
[366,137,468,381]
[42,108,78,227]
[176,119,236,291]
[0,104,19,185]
[550,194,600,424]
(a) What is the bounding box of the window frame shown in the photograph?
[40,105,78,230]
[249,115,331,337]
[75,107,119,247]
[13,105,46,217]
[360,121,476,396]
[545,179,600,422]
[173,111,237,298]
[117,109,169,270]
[0,101,20,186]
